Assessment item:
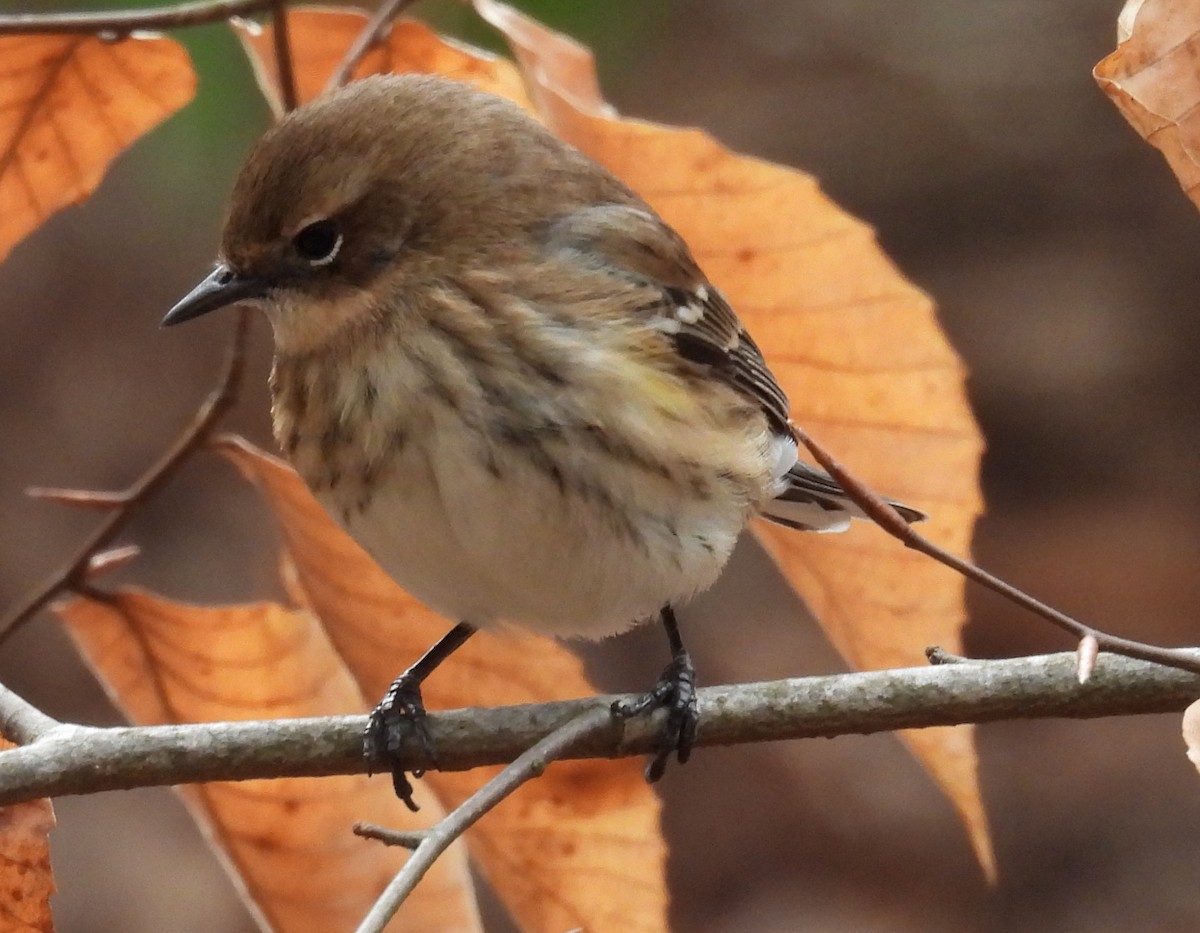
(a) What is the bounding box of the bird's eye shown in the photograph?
[293,219,342,266]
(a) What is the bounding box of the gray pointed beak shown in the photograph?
[162,265,268,327]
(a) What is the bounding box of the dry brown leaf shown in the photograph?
[0,739,55,933]
[1095,0,1200,209]
[56,592,480,933]
[238,2,990,877]
[0,33,195,264]
[218,437,669,933]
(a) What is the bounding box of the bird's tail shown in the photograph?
[761,460,927,533]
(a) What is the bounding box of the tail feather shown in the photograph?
[762,460,926,533]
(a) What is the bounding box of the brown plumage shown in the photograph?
[164,73,924,796]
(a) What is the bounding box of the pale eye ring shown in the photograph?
[293,219,342,266]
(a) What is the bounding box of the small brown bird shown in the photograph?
[164,74,922,803]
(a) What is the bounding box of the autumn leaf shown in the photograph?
[0,33,195,264]
[55,593,481,933]
[1095,0,1200,209]
[218,437,669,933]
[0,740,55,933]
[237,3,992,877]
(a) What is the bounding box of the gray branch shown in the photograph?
[0,682,63,745]
[0,0,274,35]
[1,650,1198,806]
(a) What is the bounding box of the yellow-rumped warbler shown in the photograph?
[164,74,923,802]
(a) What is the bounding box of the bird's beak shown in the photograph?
[161,265,268,327]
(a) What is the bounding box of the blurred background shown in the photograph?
[3,1,1200,930]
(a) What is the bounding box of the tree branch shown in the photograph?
[0,650,1196,806]
[0,0,274,35]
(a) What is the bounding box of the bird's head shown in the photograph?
[162,73,615,355]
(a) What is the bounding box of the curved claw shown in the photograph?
[363,674,438,812]
[612,649,699,782]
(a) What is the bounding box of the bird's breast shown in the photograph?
[269,345,771,637]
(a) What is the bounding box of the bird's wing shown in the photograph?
[544,203,793,435]
[543,203,926,530]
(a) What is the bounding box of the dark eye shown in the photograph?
[293,219,342,266]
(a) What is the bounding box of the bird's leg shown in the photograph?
[611,605,699,782]
[364,621,476,811]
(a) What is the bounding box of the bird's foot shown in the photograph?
[612,648,699,782]
[364,672,438,812]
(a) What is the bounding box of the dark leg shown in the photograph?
[611,605,699,782]
[364,621,476,811]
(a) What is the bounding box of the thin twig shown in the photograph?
[353,824,425,849]
[24,487,130,510]
[85,545,142,578]
[354,707,613,933]
[0,310,250,646]
[791,425,1200,676]
[0,650,1197,807]
[323,0,420,94]
[0,0,274,35]
[269,0,298,112]
[0,684,64,745]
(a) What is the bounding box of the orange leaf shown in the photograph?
[234,8,530,114]
[0,740,55,933]
[218,436,669,933]
[0,33,195,264]
[55,592,481,933]
[1095,0,1200,209]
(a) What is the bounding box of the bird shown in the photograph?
[163,73,924,807]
